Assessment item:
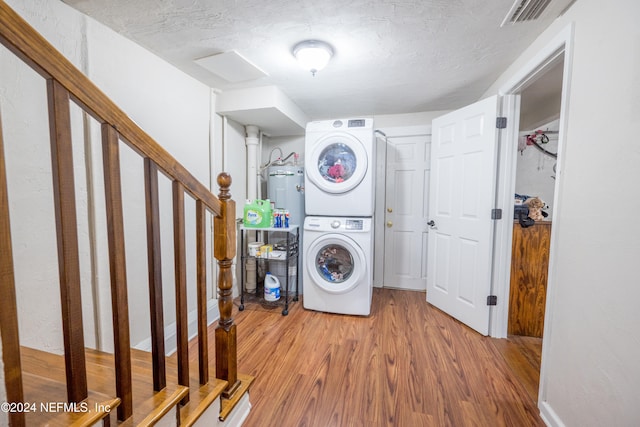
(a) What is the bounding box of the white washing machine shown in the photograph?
[303,216,373,316]
[304,118,375,217]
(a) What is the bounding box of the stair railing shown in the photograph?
[0,1,239,424]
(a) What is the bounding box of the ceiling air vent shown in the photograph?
[501,0,552,26]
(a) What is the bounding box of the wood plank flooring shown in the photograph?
[490,334,542,403]
[234,287,544,427]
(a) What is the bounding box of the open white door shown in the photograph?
[426,95,500,335]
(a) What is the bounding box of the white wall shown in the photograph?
[84,13,214,351]
[484,0,640,425]
[218,117,247,297]
[1,0,89,354]
[373,111,450,128]
[0,0,220,355]
[262,136,305,166]
[223,118,248,220]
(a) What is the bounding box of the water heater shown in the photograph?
[267,165,305,227]
[267,165,305,293]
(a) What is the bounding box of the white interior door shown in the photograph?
[426,96,500,335]
[383,132,431,290]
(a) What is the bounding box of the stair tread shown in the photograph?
[179,378,229,426]
[162,348,232,425]
[219,373,255,422]
[21,371,119,427]
[20,346,229,425]
[119,385,189,427]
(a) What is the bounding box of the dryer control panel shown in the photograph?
[331,119,366,128]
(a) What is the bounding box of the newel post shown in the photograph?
[214,172,241,397]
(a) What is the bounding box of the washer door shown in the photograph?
[306,132,368,194]
[306,233,366,294]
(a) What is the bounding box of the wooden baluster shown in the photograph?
[144,158,166,391]
[47,79,88,403]
[214,173,240,398]
[196,199,209,385]
[101,124,133,420]
[0,107,25,427]
[173,181,189,403]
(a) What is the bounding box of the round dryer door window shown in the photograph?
[307,133,368,194]
[306,234,366,294]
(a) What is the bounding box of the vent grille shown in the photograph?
[502,0,553,25]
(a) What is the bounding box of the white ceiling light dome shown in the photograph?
[293,40,334,76]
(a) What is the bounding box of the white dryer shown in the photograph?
[303,216,373,316]
[304,118,375,217]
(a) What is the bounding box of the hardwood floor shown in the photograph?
[490,334,542,403]
[233,288,545,427]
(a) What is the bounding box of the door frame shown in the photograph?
[489,21,574,418]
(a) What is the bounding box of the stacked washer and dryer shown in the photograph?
[303,118,375,316]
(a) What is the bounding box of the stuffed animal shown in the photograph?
[523,197,548,221]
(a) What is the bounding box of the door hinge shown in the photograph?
[491,208,502,220]
[487,295,498,306]
[496,117,507,129]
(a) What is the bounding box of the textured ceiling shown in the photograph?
[61,0,573,120]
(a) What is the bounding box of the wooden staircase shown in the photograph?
[0,1,253,425]
[19,344,253,426]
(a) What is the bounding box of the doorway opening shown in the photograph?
[512,57,562,341]
[497,57,564,401]
[492,24,574,407]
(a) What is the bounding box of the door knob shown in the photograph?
[386,221,393,228]
[387,207,393,213]
[427,220,436,228]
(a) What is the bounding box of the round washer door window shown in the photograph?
[316,244,354,283]
[306,133,368,194]
[306,234,365,294]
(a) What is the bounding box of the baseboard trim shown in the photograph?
[539,401,565,427]
[134,299,220,355]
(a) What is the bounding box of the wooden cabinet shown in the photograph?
[508,221,552,337]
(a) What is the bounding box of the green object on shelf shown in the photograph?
[243,199,272,228]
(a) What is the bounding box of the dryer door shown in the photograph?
[306,233,366,294]
[306,132,368,194]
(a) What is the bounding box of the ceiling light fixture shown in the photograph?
[292,40,334,76]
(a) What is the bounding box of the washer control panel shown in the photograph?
[345,219,363,230]
[305,217,370,232]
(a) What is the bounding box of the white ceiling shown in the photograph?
[61,0,573,122]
